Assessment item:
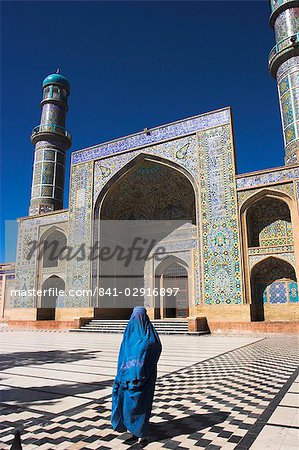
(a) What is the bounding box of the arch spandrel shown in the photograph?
[250,254,297,275]
[95,157,197,223]
[93,135,199,206]
[240,187,295,215]
[237,184,295,209]
[249,252,296,270]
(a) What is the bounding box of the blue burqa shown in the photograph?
[111,306,162,438]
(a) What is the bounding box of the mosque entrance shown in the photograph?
[93,155,196,317]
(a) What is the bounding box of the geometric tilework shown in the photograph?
[0,336,298,449]
[296,179,299,205]
[267,281,288,303]
[264,280,299,303]
[198,123,242,304]
[65,162,93,307]
[289,281,299,302]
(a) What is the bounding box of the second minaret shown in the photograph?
[269,0,299,165]
[29,71,71,216]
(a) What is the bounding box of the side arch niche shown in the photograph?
[250,257,298,321]
[41,228,67,269]
[37,227,67,311]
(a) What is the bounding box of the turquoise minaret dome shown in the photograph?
[42,72,70,93]
[29,70,71,216]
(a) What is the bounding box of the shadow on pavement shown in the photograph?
[1,349,101,371]
[149,412,230,442]
[1,379,114,408]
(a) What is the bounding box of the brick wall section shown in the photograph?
[209,321,299,334]
[7,320,74,330]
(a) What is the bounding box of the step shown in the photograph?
[89,320,188,324]
[69,328,207,335]
[84,326,188,330]
[86,323,188,328]
[85,324,188,329]
[67,317,205,335]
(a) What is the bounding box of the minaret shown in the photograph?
[29,71,71,216]
[269,0,299,165]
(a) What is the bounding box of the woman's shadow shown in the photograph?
[148,412,229,442]
[124,412,229,446]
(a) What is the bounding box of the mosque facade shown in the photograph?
[3,0,299,328]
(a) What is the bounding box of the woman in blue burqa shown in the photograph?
[111,306,162,442]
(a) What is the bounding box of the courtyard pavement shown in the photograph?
[0,329,298,449]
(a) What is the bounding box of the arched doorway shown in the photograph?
[37,228,67,315]
[41,275,65,308]
[42,229,67,268]
[93,155,196,314]
[155,258,189,318]
[250,257,298,321]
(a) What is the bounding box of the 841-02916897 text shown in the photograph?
[95,287,180,297]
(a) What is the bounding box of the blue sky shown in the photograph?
[1,1,283,262]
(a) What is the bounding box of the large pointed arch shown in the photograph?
[92,153,198,311]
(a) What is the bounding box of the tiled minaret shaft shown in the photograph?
[29,72,71,216]
[269,0,299,165]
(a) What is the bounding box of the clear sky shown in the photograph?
[1,1,284,262]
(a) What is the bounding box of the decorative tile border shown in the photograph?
[249,252,296,270]
[248,245,294,255]
[295,179,299,204]
[236,166,299,189]
[198,124,242,305]
[65,162,93,307]
[72,109,230,164]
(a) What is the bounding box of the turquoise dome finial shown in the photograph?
[42,71,70,93]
